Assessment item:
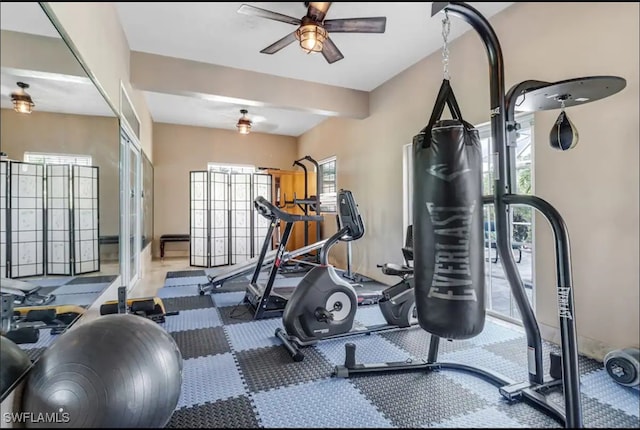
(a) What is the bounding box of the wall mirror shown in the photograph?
[0,2,120,401]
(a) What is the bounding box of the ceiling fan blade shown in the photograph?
[306,2,332,21]
[324,17,387,33]
[321,37,344,64]
[237,4,301,26]
[260,31,298,55]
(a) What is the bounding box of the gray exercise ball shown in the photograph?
[1,335,32,394]
[22,314,183,428]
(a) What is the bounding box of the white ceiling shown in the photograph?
[1,2,516,136]
[117,2,513,135]
[0,68,115,118]
[144,91,327,135]
[0,2,115,119]
[0,2,60,38]
[116,2,513,92]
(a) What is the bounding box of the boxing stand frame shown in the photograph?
[335,2,584,428]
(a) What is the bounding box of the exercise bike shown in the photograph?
[275,189,418,362]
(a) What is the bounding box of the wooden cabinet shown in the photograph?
[265,169,320,252]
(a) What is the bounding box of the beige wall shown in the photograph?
[298,2,639,358]
[1,109,120,237]
[153,123,298,258]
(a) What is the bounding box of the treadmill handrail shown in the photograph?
[254,196,323,223]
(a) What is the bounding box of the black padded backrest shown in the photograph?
[337,189,365,241]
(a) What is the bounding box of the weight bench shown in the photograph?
[99,235,119,245]
[160,234,190,259]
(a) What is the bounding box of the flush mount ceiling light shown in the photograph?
[236,109,252,135]
[11,82,35,114]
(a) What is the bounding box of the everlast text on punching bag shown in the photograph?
[412,80,485,340]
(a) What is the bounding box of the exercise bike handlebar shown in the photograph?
[254,196,323,223]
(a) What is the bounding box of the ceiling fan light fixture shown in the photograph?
[11,82,35,114]
[296,24,327,53]
[236,109,252,135]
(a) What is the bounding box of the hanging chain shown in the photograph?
[442,10,451,80]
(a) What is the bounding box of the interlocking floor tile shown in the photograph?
[159,269,639,429]
[380,329,476,358]
[464,319,526,347]
[162,295,214,313]
[167,396,260,429]
[495,400,563,428]
[428,405,527,428]
[50,282,106,295]
[251,378,394,428]
[218,303,257,325]
[171,326,230,360]
[157,285,203,299]
[66,275,117,285]
[177,353,246,409]
[166,270,205,278]
[351,371,488,428]
[164,276,210,288]
[440,346,527,383]
[162,307,222,333]
[211,291,246,308]
[580,369,640,417]
[314,332,412,366]
[225,318,284,352]
[235,345,333,393]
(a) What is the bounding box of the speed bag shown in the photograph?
[412,84,486,340]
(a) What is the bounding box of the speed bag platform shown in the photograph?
[412,79,486,340]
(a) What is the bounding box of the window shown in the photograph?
[478,113,535,322]
[207,162,256,174]
[24,151,92,166]
[318,156,337,212]
[121,84,140,141]
[402,113,535,323]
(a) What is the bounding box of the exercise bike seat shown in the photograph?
[380,263,413,278]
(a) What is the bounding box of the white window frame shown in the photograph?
[318,156,337,213]
[207,162,256,174]
[24,151,92,166]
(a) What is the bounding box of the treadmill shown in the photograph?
[244,196,324,319]
[197,240,327,295]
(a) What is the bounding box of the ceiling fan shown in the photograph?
[237,2,387,64]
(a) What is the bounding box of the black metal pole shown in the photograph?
[505,80,550,190]
[304,155,322,246]
[293,160,310,246]
[504,193,581,426]
[433,2,582,427]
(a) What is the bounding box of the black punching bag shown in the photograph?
[412,80,485,340]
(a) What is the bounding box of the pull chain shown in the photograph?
[442,10,451,80]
